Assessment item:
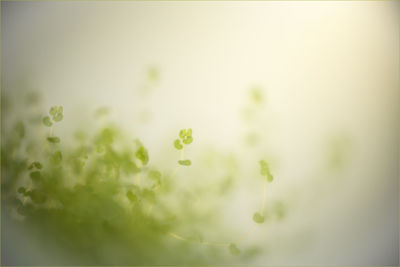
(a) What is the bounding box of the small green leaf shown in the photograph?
[183,136,193,145]
[49,106,57,116]
[187,128,192,136]
[178,160,191,166]
[49,106,63,122]
[136,146,149,165]
[267,173,273,182]
[47,137,60,143]
[174,139,183,150]
[42,116,53,127]
[253,212,265,224]
[229,243,240,255]
[52,113,63,122]
[179,129,186,139]
[29,171,41,181]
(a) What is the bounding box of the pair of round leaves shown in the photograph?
[43,106,63,127]
[259,160,273,182]
[174,128,193,150]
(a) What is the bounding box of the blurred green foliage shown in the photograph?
[1,83,284,265]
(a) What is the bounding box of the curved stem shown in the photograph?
[261,176,267,213]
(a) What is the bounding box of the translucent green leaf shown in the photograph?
[183,136,193,145]
[52,113,63,122]
[253,212,265,224]
[187,128,192,136]
[229,243,240,255]
[178,160,191,166]
[179,129,186,139]
[42,116,53,127]
[135,146,149,165]
[174,139,183,150]
[267,173,273,182]
[49,106,57,116]
[49,106,63,122]
[29,171,41,181]
[47,137,60,143]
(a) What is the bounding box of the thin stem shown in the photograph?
[168,232,230,247]
[49,126,53,137]
[236,223,258,243]
[261,176,267,213]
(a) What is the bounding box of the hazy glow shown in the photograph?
[2,1,398,265]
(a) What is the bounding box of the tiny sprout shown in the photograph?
[29,171,41,182]
[179,129,186,139]
[178,160,191,166]
[259,160,273,182]
[42,116,53,127]
[174,139,183,150]
[135,146,149,165]
[178,128,193,145]
[229,243,240,255]
[253,212,265,224]
[47,137,61,143]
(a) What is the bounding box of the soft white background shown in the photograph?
[2,1,399,265]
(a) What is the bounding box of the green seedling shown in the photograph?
[259,160,273,182]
